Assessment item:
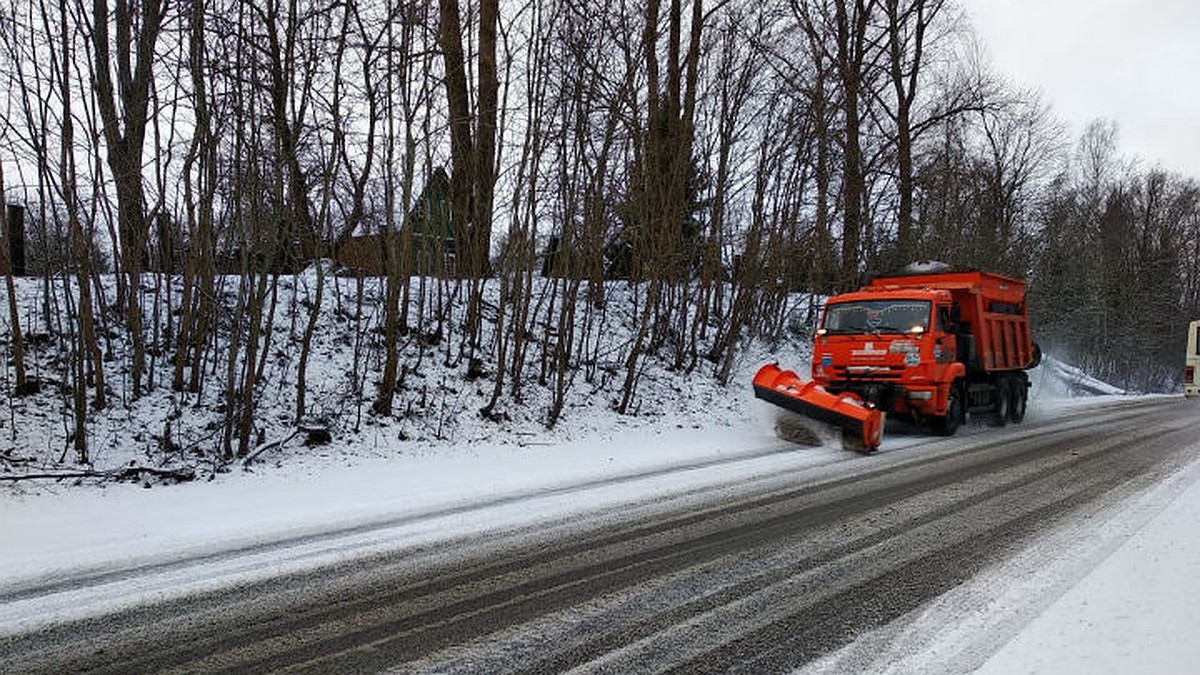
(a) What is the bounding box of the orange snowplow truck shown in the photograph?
[754,265,1040,452]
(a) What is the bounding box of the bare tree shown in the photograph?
[795,0,877,288]
[86,0,171,398]
[53,0,104,463]
[483,0,550,420]
[375,0,431,417]
[881,0,943,263]
[436,0,500,378]
[974,92,1059,273]
[618,0,708,414]
[173,0,219,395]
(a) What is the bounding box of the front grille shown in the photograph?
[831,366,905,380]
[827,380,898,407]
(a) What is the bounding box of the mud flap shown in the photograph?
[753,363,884,453]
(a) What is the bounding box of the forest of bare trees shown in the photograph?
[1,0,1198,469]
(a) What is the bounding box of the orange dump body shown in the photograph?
[859,271,1035,373]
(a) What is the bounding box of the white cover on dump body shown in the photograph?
[902,260,951,274]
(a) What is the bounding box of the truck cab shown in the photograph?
[812,288,963,422]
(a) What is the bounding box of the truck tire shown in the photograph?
[933,381,964,436]
[990,378,1011,427]
[1010,379,1028,423]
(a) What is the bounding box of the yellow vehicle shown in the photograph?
[1187,319,1200,397]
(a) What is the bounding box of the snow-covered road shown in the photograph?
[803,400,1200,674]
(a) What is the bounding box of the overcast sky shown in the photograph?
[962,0,1200,178]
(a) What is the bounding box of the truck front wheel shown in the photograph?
[933,381,964,436]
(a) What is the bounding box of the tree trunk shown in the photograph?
[90,0,167,398]
[834,0,871,290]
[437,0,474,277]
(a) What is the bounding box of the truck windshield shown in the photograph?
[822,300,931,335]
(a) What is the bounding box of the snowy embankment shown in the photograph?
[0,270,817,478]
[800,405,1200,675]
[977,458,1200,674]
[2,269,823,627]
[1031,354,1128,397]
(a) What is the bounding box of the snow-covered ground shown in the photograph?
[977,458,1200,674]
[4,375,1200,672]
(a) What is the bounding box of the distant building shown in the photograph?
[0,204,26,277]
[334,168,456,276]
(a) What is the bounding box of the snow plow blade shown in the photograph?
[752,363,884,453]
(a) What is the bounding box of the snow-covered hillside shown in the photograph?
[0,270,815,482]
[1031,354,1128,397]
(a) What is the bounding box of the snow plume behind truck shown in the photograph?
[754,264,1041,452]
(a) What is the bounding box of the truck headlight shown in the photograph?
[907,390,933,401]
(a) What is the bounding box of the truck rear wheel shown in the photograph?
[990,378,1011,427]
[1010,379,1028,423]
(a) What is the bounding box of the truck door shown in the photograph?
[937,305,957,364]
